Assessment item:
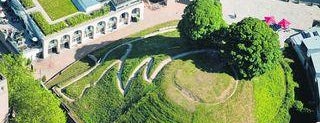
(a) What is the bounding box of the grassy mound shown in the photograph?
[48,21,296,122]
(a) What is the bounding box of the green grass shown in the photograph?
[20,0,35,8]
[38,0,78,20]
[120,31,191,85]
[252,64,286,122]
[45,56,95,88]
[63,45,128,98]
[51,20,296,122]
[51,20,179,97]
[70,66,124,122]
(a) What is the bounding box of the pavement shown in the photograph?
[220,0,320,47]
[33,0,320,80]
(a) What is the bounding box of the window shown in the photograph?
[302,32,312,39]
[313,31,319,36]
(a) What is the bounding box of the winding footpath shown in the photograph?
[54,28,238,104]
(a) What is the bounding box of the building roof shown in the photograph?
[291,26,320,45]
[112,0,130,6]
[72,0,101,12]
[303,36,320,50]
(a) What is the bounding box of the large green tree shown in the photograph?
[222,17,282,79]
[0,54,66,123]
[178,0,226,41]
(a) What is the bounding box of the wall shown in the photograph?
[41,2,144,58]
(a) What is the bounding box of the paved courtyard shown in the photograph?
[221,0,320,46]
[33,0,320,80]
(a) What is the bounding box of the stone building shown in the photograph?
[5,0,144,60]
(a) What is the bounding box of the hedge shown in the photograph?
[19,0,35,9]
[30,12,68,35]
[31,6,110,35]
[66,6,110,27]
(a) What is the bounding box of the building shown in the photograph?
[5,0,144,60]
[0,74,9,123]
[72,0,104,13]
[289,26,320,121]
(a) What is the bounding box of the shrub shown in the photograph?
[0,54,66,122]
[30,12,68,35]
[178,0,226,41]
[66,6,110,27]
[222,17,282,79]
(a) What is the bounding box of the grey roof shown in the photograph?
[112,0,130,6]
[303,36,320,50]
[72,0,100,12]
[291,26,320,46]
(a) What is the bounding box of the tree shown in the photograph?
[0,54,66,123]
[178,0,226,41]
[222,17,282,79]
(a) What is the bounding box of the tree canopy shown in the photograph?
[178,0,226,41]
[0,54,66,123]
[222,17,282,79]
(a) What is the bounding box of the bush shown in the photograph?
[19,0,35,9]
[0,54,66,122]
[66,6,110,27]
[178,0,226,41]
[30,12,68,35]
[222,17,282,79]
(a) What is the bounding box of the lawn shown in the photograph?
[38,0,78,20]
[45,56,95,88]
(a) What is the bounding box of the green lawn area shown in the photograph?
[48,20,179,93]
[38,0,78,20]
[45,56,95,88]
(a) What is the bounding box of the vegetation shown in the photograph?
[0,54,66,123]
[38,0,78,20]
[66,6,110,27]
[47,19,297,122]
[253,60,297,123]
[30,12,68,35]
[30,6,110,35]
[178,0,226,41]
[19,0,35,9]
[46,56,95,88]
[49,20,179,90]
[222,17,282,79]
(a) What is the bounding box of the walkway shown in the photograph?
[33,2,187,79]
